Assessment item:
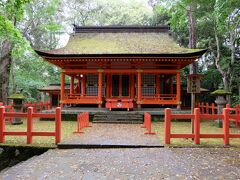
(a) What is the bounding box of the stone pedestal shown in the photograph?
[214,96,227,128]
[8,93,24,125]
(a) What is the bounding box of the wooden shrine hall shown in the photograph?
[35,26,206,110]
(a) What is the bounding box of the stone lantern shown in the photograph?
[211,86,231,128]
[7,92,25,125]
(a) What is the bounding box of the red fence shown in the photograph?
[197,102,218,115]
[0,106,61,144]
[74,112,91,134]
[198,102,240,126]
[23,101,51,112]
[0,101,51,113]
[164,107,240,145]
[142,112,155,135]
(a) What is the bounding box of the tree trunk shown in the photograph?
[223,73,231,103]
[0,40,12,104]
[238,83,240,97]
[188,3,197,74]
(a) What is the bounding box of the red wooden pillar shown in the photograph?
[130,74,135,99]
[27,107,33,144]
[55,107,61,144]
[77,76,81,94]
[164,108,171,144]
[0,106,5,143]
[223,108,230,145]
[194,108,200,145]
[98,71,103,108]
[156,74,160,97]
[176,72,181,106]
[82,75,86,96]
[137,70,142,109]
[70,76,74,95]
[60,72,65,105]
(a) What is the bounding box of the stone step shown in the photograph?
[92,121,143,124]
[93,112,144,124]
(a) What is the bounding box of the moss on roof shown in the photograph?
[211,89,231,95]
[8,93,25,99]
[46,32,203,55]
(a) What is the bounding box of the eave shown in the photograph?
[35,49,208,59]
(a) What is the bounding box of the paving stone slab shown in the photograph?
[1,148,240,179]
[59,124,162,148]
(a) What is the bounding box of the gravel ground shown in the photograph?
[60,124,161,146]
[0,148,240,179]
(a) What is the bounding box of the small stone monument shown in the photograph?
[7,92,25,125]
[211,85,231,128]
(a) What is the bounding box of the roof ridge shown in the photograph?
[73,25,170,33]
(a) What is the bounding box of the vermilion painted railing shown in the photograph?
[142,112,156,135]
[226,104,240,127]
[0,106,61,144]
[74,112,91,134]
[23,101,51,112]
[0,101,51,113]
[197,102,217,115]
[164,107,240,145]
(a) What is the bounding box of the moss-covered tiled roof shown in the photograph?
[35,26,206,57]
[46,33,202,55]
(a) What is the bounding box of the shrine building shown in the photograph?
[35,26,206,110]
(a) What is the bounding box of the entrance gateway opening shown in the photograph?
[112,75,130,97]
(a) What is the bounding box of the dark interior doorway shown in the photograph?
[112,75,129,97]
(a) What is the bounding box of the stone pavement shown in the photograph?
[59,124,162,148]
[1,148,240,179]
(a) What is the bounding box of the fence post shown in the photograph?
[86,112,91,127]
[206,103,209,114]
[55,107,61,144]
[40,101,43,112]
[211,103,215,115]
[27,107,33,144]
[141,113,146,128]
[194,108,200,145]
[0,106,5,143]
[0,102,3,106]
[223,108,230,146]
[201,102,204,114]
[164,108,171,144]
[33,102,37,112]
[226,104,230,108]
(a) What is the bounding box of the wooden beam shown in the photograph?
[63,69,179,74]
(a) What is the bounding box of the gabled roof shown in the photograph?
[35,26,207,58]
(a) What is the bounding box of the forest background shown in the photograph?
[0,0,239,104]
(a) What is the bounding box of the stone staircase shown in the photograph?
[93,112,143,124]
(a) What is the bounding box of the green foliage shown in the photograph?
[66,0,153,26]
